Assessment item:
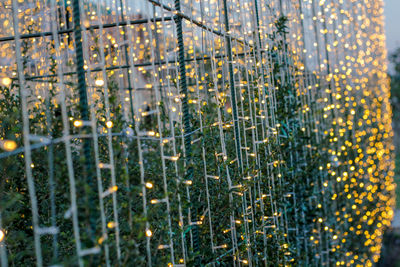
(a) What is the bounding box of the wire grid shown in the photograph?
[0,0,394,266]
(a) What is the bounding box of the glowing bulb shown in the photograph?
[1,77,11,86]
[145,182,153,189]
[0,229,4,242]
[73,120,83,127]
[110,186,118,193]
[171,156,179,161]
[146,229,152,237]
[107,222,116,228]
[106,121,113,128]
[2,140,17,151]
[95,79,104,86]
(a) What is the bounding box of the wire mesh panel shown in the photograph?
[0,0,394,266]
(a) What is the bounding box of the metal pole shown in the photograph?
[173,0,201,264]
[72,0,96,246]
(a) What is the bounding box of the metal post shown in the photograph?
[72,0,96,245]
[173,0,201,264]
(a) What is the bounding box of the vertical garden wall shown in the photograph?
[0,0,395,266]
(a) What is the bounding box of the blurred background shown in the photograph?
[378,1,400,265]
[384,0,400,206]
[384,0,400,69]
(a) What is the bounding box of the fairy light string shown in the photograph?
[0,0,395,266]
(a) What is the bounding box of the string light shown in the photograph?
[1,140,17,152]
[145,229,152,237]
[95,79,104,87]
[73,120,83,128]
[0,0,393,266]
[1,77,11,87]
[105,121,113,128]
[0,230,4,242]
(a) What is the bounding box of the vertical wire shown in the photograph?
[0,213,8,267]
[49,0,83,265]
[11,0,43,265]
[94,0,121,260]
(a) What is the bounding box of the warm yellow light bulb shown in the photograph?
[110,186,118,193]
[183,180,192,185]
[0,229,4,242]
[1,77,11,87]
[106,121,113,128]
[145,229,152,237]
[95,79,104,86]
[73,120,83,127]
[2,140,17,151]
